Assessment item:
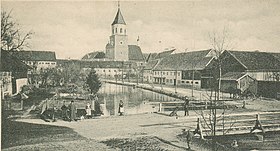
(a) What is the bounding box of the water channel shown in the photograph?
[96,83,179,116]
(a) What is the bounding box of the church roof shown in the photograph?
[128,45,144,61]
[112,8,126,25]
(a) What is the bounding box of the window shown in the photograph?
[115,28,117,34]
[125,29,126,35]
[109,70,111,72]
[167,72,168,75]
[120,28,123,33]
[182,81,185,83]
[51,63,55,65]
[186,81,190,83]
[46,62,50,64]
[112,28,114,34]
[114,70,116,72]
[103,70,105,72]
[195,82,199,84]
[178,72,180,76]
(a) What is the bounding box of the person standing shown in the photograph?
[68,100,76,121]
[186,129,193,150]
[85,102,92,119]
[61,101,69,121]
[118,100,124,116]
[184,99,190,116]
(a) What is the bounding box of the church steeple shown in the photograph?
[111,2,126,25]
[106,1,129,61]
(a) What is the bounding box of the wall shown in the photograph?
[257,81,280,99]
[95,68,122,79]
[16,78,28,93]
[37,61,56,70]
[247,71,279,81]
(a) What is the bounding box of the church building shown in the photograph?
[105,3,144,63]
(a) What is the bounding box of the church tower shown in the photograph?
[106,2,129,61]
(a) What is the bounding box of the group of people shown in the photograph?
[61,101,94,121]
[41,99,125,122]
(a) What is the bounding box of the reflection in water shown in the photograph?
[97,83,178,116]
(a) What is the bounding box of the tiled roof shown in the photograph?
[154,50,213,71]
[81,51,106,60]
[12,50,56,61]
[128,45,144,61]
[143,53,157,62]
[112,8,126,25]
[228,50,280,71]
[220,72,248,81]
[1,50,31,72]
[270,52,280,61]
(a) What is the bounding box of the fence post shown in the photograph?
[159,103,162,112]
[194,118,204,139]
[250,114,265,134]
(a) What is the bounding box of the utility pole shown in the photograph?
[160,70,163,90]
[192,69,194,97]
[175,69,177,93]
[121,61,124,83]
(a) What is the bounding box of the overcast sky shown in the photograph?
[2,0,280,59]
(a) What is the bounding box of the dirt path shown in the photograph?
[16,113,210,150]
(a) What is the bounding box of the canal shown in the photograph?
[96,82,180,116]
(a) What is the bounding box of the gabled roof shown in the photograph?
[154,50,214,71]
[154,49,175,60]
[143,53,157,62]
[227,50,280,71]
[112,8,126,25]
[128,45,144,61]
[12,50,56,61]
[81,51,106,60]
[1,50,31,72]
[144,60,159,70]
[220,72,249,81]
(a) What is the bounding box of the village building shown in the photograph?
[143,49,175,83]
[12,51,57,70]
[219,72,258,95]
[1,50,31,96]
[144,49,215,89]
[204,50,280,98]
[219,50,280,82]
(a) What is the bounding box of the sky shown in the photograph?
[2,0,280,59]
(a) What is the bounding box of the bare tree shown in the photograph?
[1,10,33,51]
[195,27,233,150]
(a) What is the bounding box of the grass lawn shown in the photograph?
[1,119,85,149]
